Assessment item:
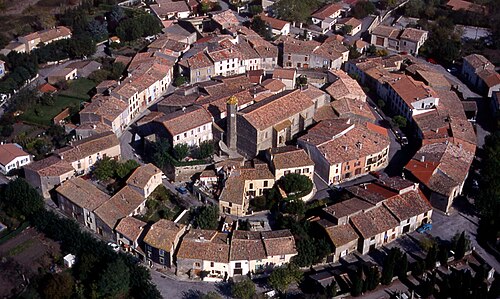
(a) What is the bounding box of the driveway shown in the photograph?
[150,269,222,299]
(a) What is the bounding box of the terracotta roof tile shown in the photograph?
[261,78,286,92]
[261,230,297,256]
[56,132,119,162]
[0,143,29,166]
[126,163,161,190]
[177,229,230,263]
[143,219,185,251]
[350,205,399,238]
[323,197,373,219]
[270,146,314,170]
[327,70,367,101]
[383,190,432,221]
[24,155,74,177]
[156,106,212,136]
[240,89,314,130]
[230,230,267,261]
[94,186,145,229]
[55,177,110,211]
[312,3,343,20]
[115,216,147,241]
[324,223,359,247]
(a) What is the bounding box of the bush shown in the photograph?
[174,75,188,87]
[281,173,313,197]
[173,143,190,161]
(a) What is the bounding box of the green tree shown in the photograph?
[251,16,272,40]
[173,143,190,161]
[231,278,256,299]
[96,259,130,298]
[152,138,171,168]
[425,246,438,270]
[93,156,118,180]
[116,159,140,179]
[174,75,188,87]
[393,115,407,128]
[399,253,408,279]
[381,249,397,285]
[365,265,380,291]
[341,25,354,35]
[2,178,44,219]
[351,266,364,297]
[325,281,337,297]
[248,5,263,16]
[281,173,313,197]
[454,231,468,260]
[41,272,75,299]
[198,140,214,159]
[272,0,321,24]
[194,205,219,229]
[200,1,211,14]
[352,0,376,19]
[268,264,303,294]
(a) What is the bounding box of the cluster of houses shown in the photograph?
[0,26,72,56]
[345,54,477,213]
[0,0,490,285]
[314,175,433,262]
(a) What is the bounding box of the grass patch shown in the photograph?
[0,222,29,246]
[136,186,183,223]
[7,239,35,257]
[20,78,95,126]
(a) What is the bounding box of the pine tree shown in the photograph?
[381,250,396,285]
[351,267,364,297]
[398,253,408,279]
[425,246,437,270]
[455,231,468,260]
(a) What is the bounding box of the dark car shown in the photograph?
[176,186,188,195]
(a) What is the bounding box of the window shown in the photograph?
[184,133,187,137]
[159,249,165,256]
[303,168,309,173]
[288,55,291,61]
[280,255,286,260]
[159,257,164,264]
[195,262,201,267]
[249,183,254,190]
[304,56,308,62]
[211,262,214,267]
[235,262,241,268]
[263,180,268,187]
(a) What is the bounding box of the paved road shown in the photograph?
[151,270,222,299]
[428,201,500,272]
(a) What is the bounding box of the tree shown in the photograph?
[325,281,337,297]
[198,140,214,159]
[173,143,190,161]
[365,265,380,291]
[231,278,256,299]
[281,173,313,197]
[399,253,408,279]
[352,0,376,19]
[2,178,44,219]
[200,1,211,14]
[272,0,322,24]
[425,246,437,270]
[367,44,377,55]
[341,25,354,35]
[194,205,219,229]
[96,259,130,298]
[174,75,188,87]
[454,231,468,260]
[87,19,108,42]
[351,266,364,296]
[116,159,140,179]
[283,199,306,218]
[93,156,118,180]
[381,249,397,285]
[248,5,263,16]
[393,115,407,128]
[349,46,362,59]
[152,138,171,168]
[41,272,75,299]
[251,16,272,40]
[268,264,303,294]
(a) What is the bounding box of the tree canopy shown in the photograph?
[268,264,303,294]
[194,205,219,230]
[1,178,44,220]
[231,278,256,299]
[271,0,323,24]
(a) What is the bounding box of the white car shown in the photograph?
[107,242,119,252]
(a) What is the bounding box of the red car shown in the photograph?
[427,58,437,64]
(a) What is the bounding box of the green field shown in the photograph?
[21,78,95,126]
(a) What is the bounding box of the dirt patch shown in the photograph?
[0,227,61,298]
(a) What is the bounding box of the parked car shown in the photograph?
[417,223,432,234]
[107,242,119,252]
[176,186,188,195]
